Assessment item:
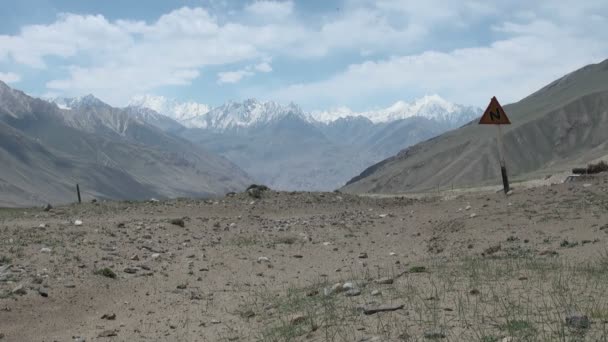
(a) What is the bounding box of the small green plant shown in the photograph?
[95,267,117,279]
[0,255,11,265]
[410,266,427,273]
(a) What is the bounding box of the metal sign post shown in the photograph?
[479,97,511,194]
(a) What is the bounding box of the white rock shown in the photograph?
[322,242,332,246]
[40,247,52,253]
[257,256,270,263]
[371,289,381,296]
[74,220,83,226]
[583,183,592,188]
[389,252,397,256]
[38,224,47,228]
[378,214,388,218]
[470,213,477,218]
[342,282,355,290]
[465,205,471,211]
[151,253,160,259]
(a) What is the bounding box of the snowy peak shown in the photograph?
[50,94,108,110]
[312,95,481,125]
[128,95,210,124]
[193,99,310,131]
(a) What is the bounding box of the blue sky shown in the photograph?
[1,0,607,111]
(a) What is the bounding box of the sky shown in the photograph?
[0,0,607,111]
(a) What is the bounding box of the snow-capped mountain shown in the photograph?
[128,94,481,130]
[128,95,210,125]
[312,95,481,125]
[189,99,312,131]
[50,94,109,110]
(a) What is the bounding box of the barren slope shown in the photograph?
[343,59,608,194]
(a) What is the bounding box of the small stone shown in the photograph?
[74,220,83,226]
[130,254,139,261]
[358,252,368,259]
[11,284,26,296]
[583,183,592,188]
[170,218,185,227]
[43,203,53,212]
[371,290,381,296]
[211,319,221,324]
[465,205,471,210]
[40,247,52,253]
[123,267,138,274]
[290,314,307,325]
[322,242,332,246]
[374,277,393,285]
[257,256,270,263]
[292,254,303,259]
[177,284,187,289]
[38,287,49,297]
[101,313,116,320]
[389,252,397,256]
[97,329,118,337]
[344,288,361,297]
[151,253,160,259]
[469,213,477,218]
[342,282,355,290]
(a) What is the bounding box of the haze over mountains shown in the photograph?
[344,59,608,194]
[128,95,481,190]
[0,81,251,207]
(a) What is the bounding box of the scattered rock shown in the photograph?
[359,304,404,315]
[170,218,185,227]
[74,220,83,226]
[40,247,52,253]
[344,288,361,297]
[38,287,49,297]
[11,284,26,296]
[374,277,393,285]
[97,329,118,338]
[101,313,116,320]
[289,313,307,325]
[257,256,270,263]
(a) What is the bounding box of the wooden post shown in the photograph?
[497,125,510,194]
[76,184,82,203]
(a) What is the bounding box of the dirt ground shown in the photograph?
[1,174,608,341]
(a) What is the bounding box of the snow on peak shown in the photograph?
[192,99,311,130]
[128,95,210,124]
[312,95,479,124]
[50,94,107,110]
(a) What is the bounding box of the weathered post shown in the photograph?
[76,184,82,203]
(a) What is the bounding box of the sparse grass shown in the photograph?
[0,255,11,265]
[94,267,117,279]
[242,255,608,341]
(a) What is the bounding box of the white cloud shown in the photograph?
[0,72,21,83]
[254,61,272,72]
[217,70,254,84]
[270,17,608,108]
[245,1,294,19]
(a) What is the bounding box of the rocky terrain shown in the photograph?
[1,173,607,341]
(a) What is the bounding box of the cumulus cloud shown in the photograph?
[0,1,606,107]
[0,72,21,83]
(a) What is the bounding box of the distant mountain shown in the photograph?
[0,82,251,207]
[128,95,210,127]
[343,59,608,194]
[312,95,480,125]
[168,98,480,190]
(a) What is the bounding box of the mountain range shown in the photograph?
[127,95,481,190]
[0,81,251,207]
[343,58,608,194]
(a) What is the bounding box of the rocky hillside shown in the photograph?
[0,82,251,207]
[343,59,608,194]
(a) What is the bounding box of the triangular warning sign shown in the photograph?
[478,97,511,125]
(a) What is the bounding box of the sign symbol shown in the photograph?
[479,97,511,125]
